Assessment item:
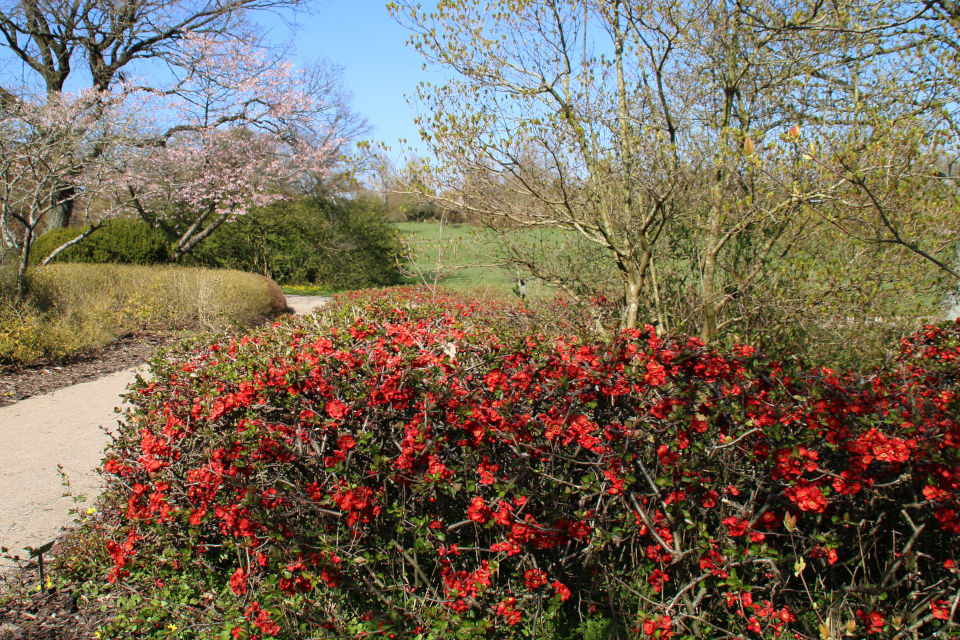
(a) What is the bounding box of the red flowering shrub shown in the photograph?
[95,286,960,639]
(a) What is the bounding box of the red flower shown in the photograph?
[872,435,910,463]
[702,490,719,508]
[722,516,750,537]
[784,481,827,513]
[245,602,281,636]
[642,615,672,639]
[645,360,667,386]
[932,600,951,620]
[478,458,499,485]
[496,598,521,625]
[467,496,492,524]
[648,568,670,593]
[336,435,355,450]
[230,567,248,595]
[734,344,757,357]
[856,609,886,634]
[325,400,347,418]
[523,568,548,589]
[490,540,522,556]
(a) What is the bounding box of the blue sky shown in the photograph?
[279,1,437,156]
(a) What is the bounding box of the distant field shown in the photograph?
[393,221,557,297]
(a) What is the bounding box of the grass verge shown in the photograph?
[280,284,338,296]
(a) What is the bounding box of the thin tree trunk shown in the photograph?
[649,255,668,335]
[41,222,104,266]
[624,278,642,330]
[938,158,960,320]
[701,214,721,343]
[172,208,232,260]
[16,227,33,303]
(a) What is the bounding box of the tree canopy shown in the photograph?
[391,0,960,350]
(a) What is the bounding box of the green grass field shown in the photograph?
[393,221,563,298]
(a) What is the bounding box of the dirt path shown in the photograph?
[283,294,331,316]
[0,295,329,562]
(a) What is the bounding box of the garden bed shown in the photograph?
[0,331,177,407]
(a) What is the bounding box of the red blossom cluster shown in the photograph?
[98,287,960,638]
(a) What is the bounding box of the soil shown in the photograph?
[0,566,99,640]
[0,331,181,408]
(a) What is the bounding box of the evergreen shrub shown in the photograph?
[31,218,170,266]
[88,287,960,639]
[189,195,402,289]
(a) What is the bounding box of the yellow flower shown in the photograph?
[95,633,101,639]
[86,507,96,515]
[167,624,177,632]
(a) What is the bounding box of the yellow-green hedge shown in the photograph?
[1,263,286,366]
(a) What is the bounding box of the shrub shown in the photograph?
[0,302,81,364]
[88,287,960,639]
[259,275,290,315]
[30,218,171,266]
[189,195,402,289]
[0,264,284,365]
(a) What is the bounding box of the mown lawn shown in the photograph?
[392,221,559,297]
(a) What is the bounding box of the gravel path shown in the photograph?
[0,295,329,561]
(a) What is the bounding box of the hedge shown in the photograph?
[84,287,959,639]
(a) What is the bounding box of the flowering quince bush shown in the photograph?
[91,286,960,640]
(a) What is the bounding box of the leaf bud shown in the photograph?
[784,512,797,531]
[743,137,755,156]
[788,125,801,140]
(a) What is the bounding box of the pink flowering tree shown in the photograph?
[0,89,136,300]
[0,0,324,230]
[0,1,363,288]
[123,128,336,259]
[114,34,343,259]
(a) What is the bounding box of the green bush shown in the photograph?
[0,264,284,366]
[30,218,170,266]
[189,195,402,289]
[60,287,960,639]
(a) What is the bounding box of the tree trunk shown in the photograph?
[45,185,75,231]
[624,279,642,330]
[938,157,960,320]
[701,214,721,343]
[16,228,34,303]
[172,208,231,260]
[649,255,668,335]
